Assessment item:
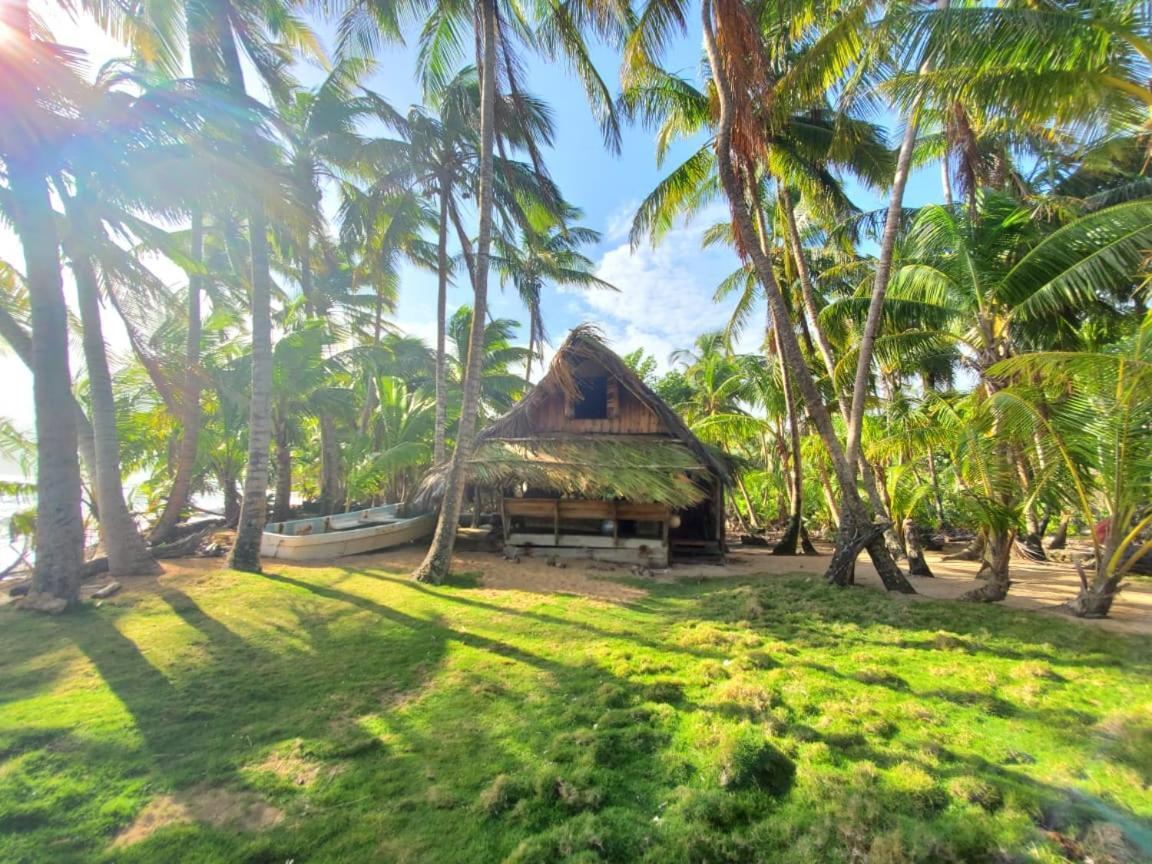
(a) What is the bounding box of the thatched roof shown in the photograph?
[451,436,710,507]
[479,326,729,480]
[415,327,729,509]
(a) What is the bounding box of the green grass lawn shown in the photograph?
[1,564,1150,863]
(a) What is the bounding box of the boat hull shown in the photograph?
[260,505,436,561]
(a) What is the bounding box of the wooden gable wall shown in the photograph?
[530,358,667,435]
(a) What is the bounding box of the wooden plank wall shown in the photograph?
[533,360,666,435]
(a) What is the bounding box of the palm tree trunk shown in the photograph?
[961,529,1013,602]
[843,38,930,475]
[66,203,160,576]
[778,191,839,383]
[220,466,241,527]
[434,181,450,464]
[778,189,894,536]
[229,204,274,572]
[413,0,498,583]
[1048,517,1069,550]
[926,443,947,530]
[752,196,803,553]
[819,463,840,526]
[0,303,99,512]
[8,153,86,608]
[941,157,954,208]
[299,238,315,316]
[150,209,205,543]
[1066,547,1124,616]
[449,202,478,287]
[272,418,291,523]
[319,414,343,515]
[524,324,535,390]
[734,474,760,530]
[771,323,804,556]
[903,518,934,577]
[700,0,913,593]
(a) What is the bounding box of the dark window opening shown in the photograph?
[573,376,609,419]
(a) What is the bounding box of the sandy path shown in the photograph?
[348,539,1152,637]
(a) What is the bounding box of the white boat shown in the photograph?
[260,504,436,561]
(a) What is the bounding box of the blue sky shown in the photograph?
[311,17,947,370]
[0,3,946,430]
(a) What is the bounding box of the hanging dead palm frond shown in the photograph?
[416,436,710,509]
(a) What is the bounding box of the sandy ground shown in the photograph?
[4,535,1148,637]
[345,535,1152,638]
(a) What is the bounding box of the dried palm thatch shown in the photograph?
[481,326,729,479]
[414,327,729,510]
[415,436,711,510]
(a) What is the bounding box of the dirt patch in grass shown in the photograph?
[248,739,332,788]
[356,545,652,603]
[113,784,283,847]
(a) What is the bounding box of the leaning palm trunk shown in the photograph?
[843,10,933,476]
[8,155,86,608]
[734,474,760,530]
[778,190,898,551]
[433,182,450,464]
[150,210,205,543]
[961,529,1013,602]
[66,205,160,577]
[1066,531,1129,617]
[229,204,275,572]
[753,200,803,554]
[413,0,498,584]
[701,0,913,593]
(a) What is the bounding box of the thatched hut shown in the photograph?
[422,327,728,566]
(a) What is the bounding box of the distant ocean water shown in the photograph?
[0,475,35,575]
[0,469,227,576]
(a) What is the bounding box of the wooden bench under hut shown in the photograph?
[420,327,730,567]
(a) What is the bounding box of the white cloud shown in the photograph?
[602,199,641,245]
[565,207,752,370]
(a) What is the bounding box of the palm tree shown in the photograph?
[357,66,565,463]
[826,193,1152,596]
[624,18,910,585]
[335,0,626,583]
[268,321,337,522]
[492,222,616,385]
[53,67,235,576]
[213,22,318,574]
[444,306,532,421]
[989,316,1152,617]
[0,262,100,540]
[691,0,914,590]
[61,198,161,577]
[345,377,436,506]
[0,4,88,608]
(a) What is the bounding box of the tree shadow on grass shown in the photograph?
[41,580,455,862]
[644,575,1152,674]
[345,568,730,662]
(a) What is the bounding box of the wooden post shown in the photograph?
[612,501,619,547]
[500,496,509,544]
[553,499,560,546]
[716,481,726,553]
